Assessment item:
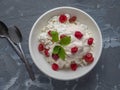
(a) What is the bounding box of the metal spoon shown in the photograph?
[0,21,23,58]
[8,26,35,80]
[0,21,35,80]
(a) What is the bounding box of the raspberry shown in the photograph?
[48,30,52,36]
[74,31,83,39]
[52,63,59,71]
[44,49,50,57]
[85,57,94,63]
[38,43,44,51]
[60,34,66,39]
[69,16,77,23]
[52,54,59,60]
[70,63,78,71]
[84,53,92,60]
[71,46,78,54]
[84,53,94,63]
[59,14,67,23]
[88,38,94,45]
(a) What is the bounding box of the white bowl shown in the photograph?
[29,7,102,80]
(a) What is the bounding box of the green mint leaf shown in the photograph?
[52,45,66,60]
[51,31,59,42]
[58,46,66,60]
[60,36,71,46]
[53,46,61,54]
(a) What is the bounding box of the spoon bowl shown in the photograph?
[8,26,22,43]
[0,21,9,38]
[8,26,35,80]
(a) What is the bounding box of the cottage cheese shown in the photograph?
[38,14,94,70]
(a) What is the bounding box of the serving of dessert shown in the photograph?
[38,14,94,71]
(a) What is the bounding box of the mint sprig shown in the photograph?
[53,46,61,54]
[58,47,66,60]
[51,31,71,60]
[53,46,66,60]
[59,36,71,46]
[51,31,59,42]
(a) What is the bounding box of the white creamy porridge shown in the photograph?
[38,14,94,71]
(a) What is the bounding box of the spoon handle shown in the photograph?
[7,37,23,59]
[18,43,35,80]
[7,37,35,80]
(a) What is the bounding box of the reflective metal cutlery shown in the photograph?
[0,21,35,80]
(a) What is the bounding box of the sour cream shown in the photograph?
[38,14,94,69]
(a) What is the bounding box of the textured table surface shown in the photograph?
[0,0,120,90]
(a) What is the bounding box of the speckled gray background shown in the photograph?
[0,0,120,90]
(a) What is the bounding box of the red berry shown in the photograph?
[70,63,78,71]
[84,53,94,63]
[85,57,94,63]
[71,46,78,54]
[52,54,59,60]
[59,14,67,23]
[74,31,83,39]
[52,63,59,71]
[44,49,50,57]
[38,43,44,51]
[84,53,92,59]
[60,34,66,39]
[48,30,51,36]
[88,38,94,45]
[69,16,77,23]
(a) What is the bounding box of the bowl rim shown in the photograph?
[29,6,103,80]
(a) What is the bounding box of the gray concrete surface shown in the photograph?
[0,0,120,90]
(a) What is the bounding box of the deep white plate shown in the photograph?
[29,7,102,80]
